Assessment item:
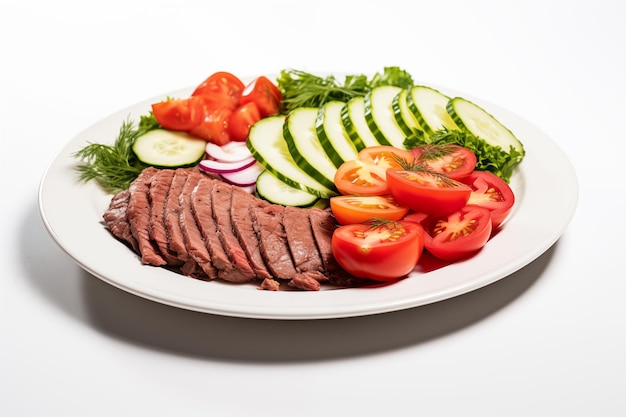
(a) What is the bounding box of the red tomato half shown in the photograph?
[421,206,492,261]
[330,195,409,225]
[240,76,282,117]
[151,96,204,131]
[334,159,390,196]
[357,145,414,170]
[191,71,245,110]
[461,171,515,229]
[386,169,471,215]
[228,102,261,142]
[411,144,477,180]
[332,220,424,281]
[188,105,232,145]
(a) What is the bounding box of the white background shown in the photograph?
[2,0,625,416]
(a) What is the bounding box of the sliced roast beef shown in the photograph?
[164,168,193,263]
[126,167,167,266]
[230,186,272,280]
[149,169,183,266]
[178,170,216,279]
[102,189,139,253]
[283,206,324,275]
[251,205,298,280]
[190,177,237,281]
[210,181,256,283]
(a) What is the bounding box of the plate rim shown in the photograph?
[37,80,579,320]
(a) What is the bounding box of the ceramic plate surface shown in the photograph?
[39,82,578,319]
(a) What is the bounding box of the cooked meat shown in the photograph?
[126,167,167,266]
[102,167,362,291]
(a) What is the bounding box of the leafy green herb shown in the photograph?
[73,112,160,193]
[403,128,523,182]
[277,66,414,113]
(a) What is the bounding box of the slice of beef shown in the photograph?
[126,167,167,266]
[164,168,192,263]
[283,206,324,274]
[210,181,256,283]
[251,205,298,280]
[230,186,272,280]
[102,189,139,253]
[178,170,217,279]
[149,169,183,266]
[190,177,233,280]
[308,208,363,287]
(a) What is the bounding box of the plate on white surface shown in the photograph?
[38,82,578,320]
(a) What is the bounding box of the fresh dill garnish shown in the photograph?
[277,66,414,113]
[73,113,160,193]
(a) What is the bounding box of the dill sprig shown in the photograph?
[73,114,158,193]
[391,154,463,188]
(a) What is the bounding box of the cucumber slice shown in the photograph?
[392,88,424,139]
[132,129,206,167]
[255,170,319,207]
[341,96,380,149]
[407,86,458,135]
[315,101,360,168]
[246,116,337,199]
[282,107,338,191]
[364,85,408,148]
[447,97,525,155]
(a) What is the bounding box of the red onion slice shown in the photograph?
[198,155,256,174]
[219,162,264,187]
[205,141,252,163]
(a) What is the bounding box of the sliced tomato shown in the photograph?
[411,144,477,180]
[334,159,390,196]
[188,105,232,145]
[191,71,245,110]
[151,96,204,131]
[332,220,424,281]
[421,206,492,261]
[330,195,409,225]
[386,169,471,215]
[357,145,414,170]
[240,76,282,117]
[460,170,515,229]
[228,102,261,142]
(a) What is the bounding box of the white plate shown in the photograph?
[38,84,578,320]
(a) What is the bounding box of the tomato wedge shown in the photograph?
[151,96,204,131]
[228,102,261,142]
[421,206,492,261]
[357,145,414,170]
[411,144,477,180]
[334,159,390,196]
[240,76,282,117]
[386,168,471,215]
[461,170,515,229]
[188,105,232,145]
[191,71,245,110]
[332,220,424,281]
[330,195,409,225]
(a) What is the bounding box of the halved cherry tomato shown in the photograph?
[411,144,477,180]
[188,105,232,145]
[151,96,204,131]
[386,169,471,215]
[357,145,414,170]
[240,76,282,117]
[330,195,409,225]
[334,159,390,196]
[191,71,245,110]
[228,102,261,142]
[461,170,515,229]
[421,206,492,261]
[332,220,424,281]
